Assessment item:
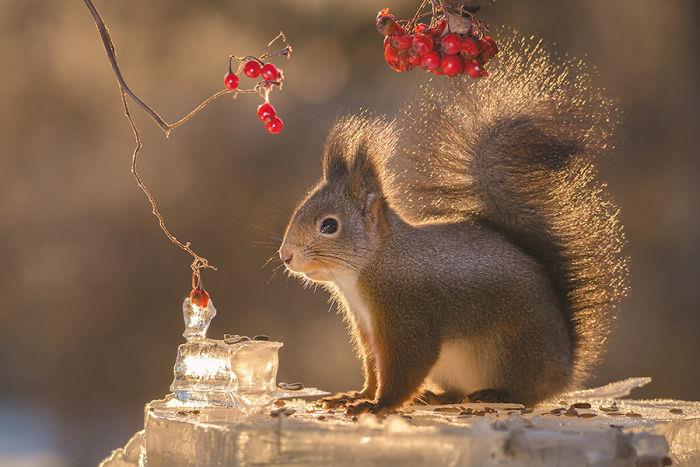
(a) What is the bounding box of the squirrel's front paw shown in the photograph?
[345,400,376,416]
[319,390,365,409]
[345,400,396,416]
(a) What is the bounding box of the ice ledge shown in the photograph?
[102,380,700,466]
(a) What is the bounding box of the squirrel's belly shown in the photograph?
[333,276,375,345]
[427,338,491,394]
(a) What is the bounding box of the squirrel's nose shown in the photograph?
[279,245,293,264]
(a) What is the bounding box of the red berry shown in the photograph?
[420,51,441,71]
[376,9,398,36]
[440,54,464,76]
[462,38,480,57]
[243,60,262,78]
[385,47,411,72]
[223,72,239,90]
[479,37,498,61]
[408,52,422,66]
[441,34,462,55]
[261,63,280,81]
[484,35,499,54]
[257,103,276,122]
[412,34,434,55]
[265,116,284,134]
[433,19,447,36]
[384,44,400,65]
[414,23,428,34]
[190,288,210,308]
[392,33,413,50]
[465,59,484,78]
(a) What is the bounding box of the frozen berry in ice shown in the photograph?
[190,288,210,308]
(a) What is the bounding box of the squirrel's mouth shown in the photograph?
[284,256,338,283]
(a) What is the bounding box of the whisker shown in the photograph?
[267,263,285,284]
[249,223,283,241]
[260,253,279,270]
[256,206,286,217]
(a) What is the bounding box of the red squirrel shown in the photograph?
[279,36,628,414]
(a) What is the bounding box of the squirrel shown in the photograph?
[279,36,628,414]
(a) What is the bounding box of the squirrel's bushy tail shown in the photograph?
[389,34,629,385]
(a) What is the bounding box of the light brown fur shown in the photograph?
[279,35,628,413]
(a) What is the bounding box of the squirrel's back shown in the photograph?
[385,35,629,385]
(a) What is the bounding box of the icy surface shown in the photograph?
[101,299,698,466]
[182,298,216,340]
[230,340,284,407]
[102,380,700,467]
[171,338,236,406]
[561,377,653,400]
[171,297,296,410]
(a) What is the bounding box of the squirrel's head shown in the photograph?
[280,115,396,283]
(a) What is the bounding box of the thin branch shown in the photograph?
[83,0,290,289]
[120,90,216,289]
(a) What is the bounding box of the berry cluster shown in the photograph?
[222,35,291,135]
[377,7,497,78]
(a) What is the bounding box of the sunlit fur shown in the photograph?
[281,116,397,285]
[388,34,629,385]
[282,34,628,406]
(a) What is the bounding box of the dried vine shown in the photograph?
[83,0,290,290]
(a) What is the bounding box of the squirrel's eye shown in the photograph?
[319,217,339,235]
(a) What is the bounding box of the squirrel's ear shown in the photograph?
[363,192,383,223]
[322,138,349,181]
[350,142,384,220]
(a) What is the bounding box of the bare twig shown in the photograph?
[83,0,289,289]
[120,90,215,289]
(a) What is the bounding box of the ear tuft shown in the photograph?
[321,114,397,203]
[322,133,348,181]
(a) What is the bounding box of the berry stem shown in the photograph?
[261,31,289,60]
[83,0,219,288]
[439,0,451,33]
[83,0,289,288]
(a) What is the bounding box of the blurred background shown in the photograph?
[0,0,698,465]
